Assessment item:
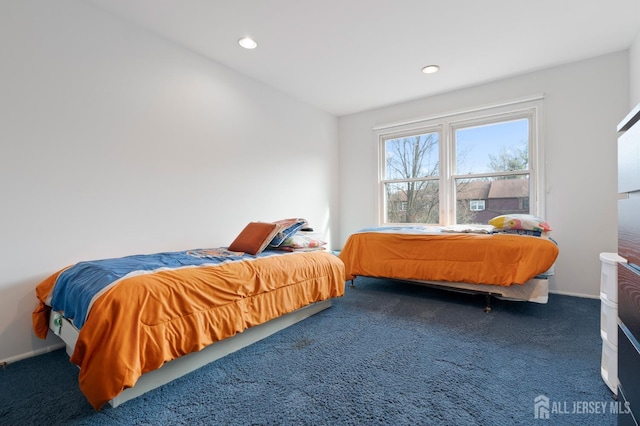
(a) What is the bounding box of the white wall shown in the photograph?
[0,0,339,363]
[630,29,640,107]
[338,51,629,298]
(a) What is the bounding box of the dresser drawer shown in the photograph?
[619,264,640,339]
[619,116,640,193]
[618,324,640,425]
[617,385,636,426]
[619,196,640,268]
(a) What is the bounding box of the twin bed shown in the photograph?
[33,248,345,410]
[338,225,559,312]
[32,218,558,410]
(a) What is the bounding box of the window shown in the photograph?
[383,130,440,223]
[377,96,544,226]
[469,200,485,211]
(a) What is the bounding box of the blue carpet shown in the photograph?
[0,277,616,425]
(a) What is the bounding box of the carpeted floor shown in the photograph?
[0,277,617,425]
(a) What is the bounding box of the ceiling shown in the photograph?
[86,0,640,116]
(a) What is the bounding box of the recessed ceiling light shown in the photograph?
[421,65,440,74]
[238,37,258,49]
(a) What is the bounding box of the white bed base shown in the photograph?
[49,299,332,408]
[350,276,549,312]
[413,277,549,303]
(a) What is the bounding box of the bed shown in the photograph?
[338,225,559,311]
[32,247,345,410]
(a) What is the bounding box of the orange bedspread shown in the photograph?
[33,251,345,410]
[339,231,558,286]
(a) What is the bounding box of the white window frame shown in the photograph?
[375,95,545,226]
[469,200,485,212]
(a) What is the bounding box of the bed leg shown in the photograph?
[349,279,355,288]
[484,295,492,313]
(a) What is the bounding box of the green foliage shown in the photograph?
[488,144,528,177]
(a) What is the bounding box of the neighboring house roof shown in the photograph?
[456,179,528,200]
[456,181,490,199]
[487,179,529,199]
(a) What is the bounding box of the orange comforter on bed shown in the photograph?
[339,231,558,285]
[33,251,344,410]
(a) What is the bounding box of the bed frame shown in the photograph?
[49,299,332,407]
[349,276,549,313]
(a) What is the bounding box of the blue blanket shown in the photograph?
[50,248,283,329]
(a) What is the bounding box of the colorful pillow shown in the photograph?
[488,214,552,232]
[279,234,327,249]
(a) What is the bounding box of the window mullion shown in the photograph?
[441,123,455,226]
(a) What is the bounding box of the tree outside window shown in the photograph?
[383,132,439,223]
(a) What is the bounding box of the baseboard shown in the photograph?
[549,290,600,300]
[1,342,65,365]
